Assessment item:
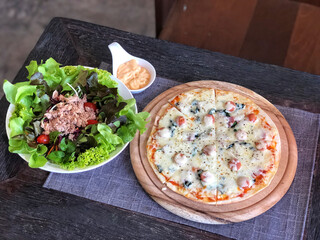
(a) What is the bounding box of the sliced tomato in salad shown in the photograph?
[84,102,97,111]
[37,134,50,144]
[87,119,99,125]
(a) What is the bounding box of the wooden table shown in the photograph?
[1,17,319,240]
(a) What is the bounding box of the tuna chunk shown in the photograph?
[41,94,96,137]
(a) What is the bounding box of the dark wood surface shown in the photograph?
[1,17,319,239]
[159,0,320,75]
[155,0,175,37]
[292,0,320,7]
[284,4,320,74]
[239,0,299,66]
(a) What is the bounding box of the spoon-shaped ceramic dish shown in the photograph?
[108,42,156,94]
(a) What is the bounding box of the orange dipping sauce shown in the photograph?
[117,59,151,90]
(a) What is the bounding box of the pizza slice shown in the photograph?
[147,103,197,182]
[165,167,218,203]
[215,90,278,143]
[148,103,194,144]
[163,141,219,204]
[147,102,217,183]
[215,139,280,204]
[168,88,216,137]
[147,140,200,183]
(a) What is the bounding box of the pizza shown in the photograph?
[146,88,280,204]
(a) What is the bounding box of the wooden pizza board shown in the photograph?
[130,81,297,224]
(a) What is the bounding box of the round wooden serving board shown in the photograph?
[130,81,298,224]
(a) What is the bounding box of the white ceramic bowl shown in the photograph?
[5,69,137,173]
[108,42,156,94]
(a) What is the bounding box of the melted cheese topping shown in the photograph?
[216,141,275,200]
[147,88,280,204]
[169,88,216,135]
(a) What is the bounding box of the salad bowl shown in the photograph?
[5,68,138,174]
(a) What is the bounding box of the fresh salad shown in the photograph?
[3,58,149,170]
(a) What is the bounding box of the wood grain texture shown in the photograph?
[239,0,299,66]
[0,17,319,240]
[291,0,320,7]
[159,0,320,75]
[159,0,258,56]
[284,4,320,75]
[130,81,297,223]
[155,0,175,37]
[61,18,320,113]
[0,167,229,240]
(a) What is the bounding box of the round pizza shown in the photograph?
[146,88,280,204]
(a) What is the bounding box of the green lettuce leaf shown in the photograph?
[49,131,61,144]
[3,80,17,104]
[94,134,116,152]
[91,68,118,88]
[120,109,149,134]
[15,85,37,103]
[37,58,63,88]
[119,98,136,113]
[60,65,83,91]
[97,123,123,145]
[36,144,48,155]
[116,106,150,143]
[29,152,47,168]
[26,60,38,79]
[48,151,65,164]
[12,104,34,121]
[76,146,110,168]
[60,138,76,153]
[8,139,36,154]
[116,125,136,143]
[9,117,25,137]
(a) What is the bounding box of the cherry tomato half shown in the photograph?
[87,119,99,125]
[37,134,50,144]
[84,102,97,111]
[247,113,257,122]
[175,116,186,126]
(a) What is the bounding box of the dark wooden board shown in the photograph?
[61,18,320,113]
[0,17,319,239]
[0,167,228,240]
